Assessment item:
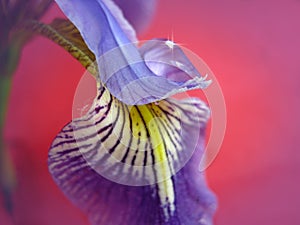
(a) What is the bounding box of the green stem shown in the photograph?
[0,60,16,216]
[0,76,11,127]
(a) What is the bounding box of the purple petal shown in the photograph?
[55,0,137,57]
[48,87,217,224]
[98,40,210,105]
[102,0,138,41]
[140,39,205,82]
[55,0,210,105]
[113,0,157,34]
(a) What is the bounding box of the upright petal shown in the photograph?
[113,0,157,34]
[55,0,137,56]
[55,0,210,105]
[97,40,210,105]
[102,0,138,41]
[140,39,207,83]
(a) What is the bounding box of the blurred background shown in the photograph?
[1,0,300,224]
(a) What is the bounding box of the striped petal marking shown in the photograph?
[49,85,210,223]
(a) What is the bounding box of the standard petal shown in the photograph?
[98,41,210,105]
[55,1,210,105]
[113,0,157,34]
[54,0,137,57]
[102,0,138,41]
[140,39,204,82]
[48,87,216,224]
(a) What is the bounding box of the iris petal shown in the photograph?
[51,1,217,223]
[140,39,205,82]
[101,0,138,42]
[55,0,136,56]
[55,0,210,105]
[113,0,157,34]
[48,87,216,224]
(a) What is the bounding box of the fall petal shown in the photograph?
[48,87,216,224]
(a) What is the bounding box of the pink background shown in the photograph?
[1,0,300,224]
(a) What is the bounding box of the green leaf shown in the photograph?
[28,19,97,76]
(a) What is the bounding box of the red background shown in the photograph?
[1,0,300,224]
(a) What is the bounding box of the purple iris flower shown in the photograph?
[113,0,157,34]
[54,0,210,105]
[48,0,217,224]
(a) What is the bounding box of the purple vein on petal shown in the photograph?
[48,86,217,225]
